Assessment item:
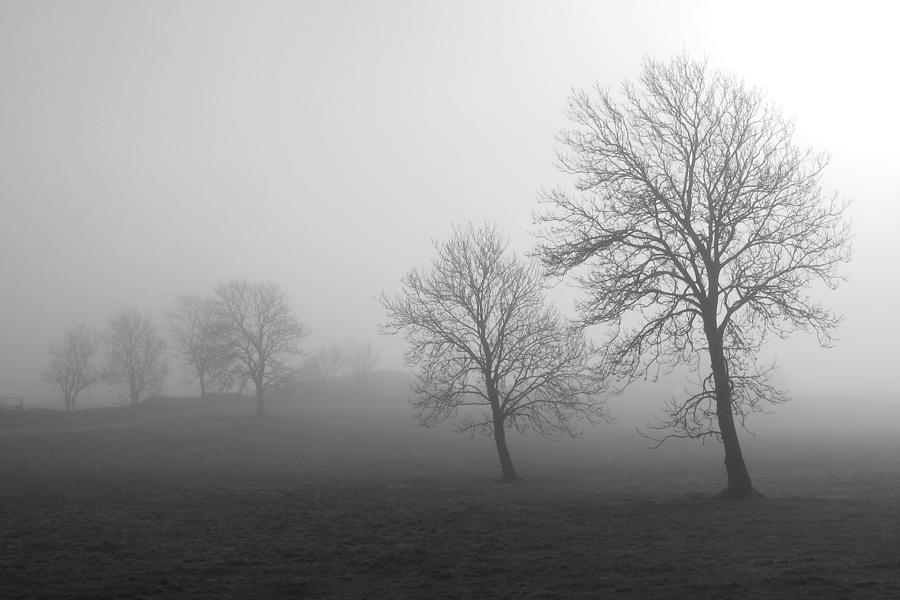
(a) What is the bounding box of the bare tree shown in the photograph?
[536,54,851,498]
[381,224,607,481]
[303,344,346,381]
[214,279,309,417]
[167,295,232,399]
[345,341,379,380]
[105,308,168,405]
[43,323,100,411]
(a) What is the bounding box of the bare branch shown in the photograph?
[213,279,309,416]
[104,308,168,405]
[167,295,234,397]
[381,223,608,480]
[536,53,851,496]
[43,323,100,411]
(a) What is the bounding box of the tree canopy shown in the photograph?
[214,279,309,417]
[537,54,851,497]
[105,308,168,405]
[43,323,100,411]
[382,223,607,480]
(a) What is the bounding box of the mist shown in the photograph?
[3,1,898,425]
[2,2,900,596]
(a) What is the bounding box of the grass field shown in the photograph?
[2,376,900,598]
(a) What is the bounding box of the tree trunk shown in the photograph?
[484,375,518,482]
[199,375,206,401]
[492,409,518,482]
[254,379,266,418]
[706,327,758,499]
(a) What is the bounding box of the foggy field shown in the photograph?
[6,3,900,598]
[2,379,900,599]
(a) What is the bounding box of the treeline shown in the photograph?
[43,279,378,416]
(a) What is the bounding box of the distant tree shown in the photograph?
[345,341,379,380]
[381,224,607,481]
[167,295,232,399]
[536,54,851,498]
[43,323,100,411]
[304,344,346,381]
[105,308,168,405]
[213,279,309,417]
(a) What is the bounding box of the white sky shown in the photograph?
[1,1,898,419]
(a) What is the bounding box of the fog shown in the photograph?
[2,1,899,433]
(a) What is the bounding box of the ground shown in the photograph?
[2,385,899,599]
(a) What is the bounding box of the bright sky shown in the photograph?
[2,1,898,420]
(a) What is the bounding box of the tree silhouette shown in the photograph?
[214,280,308,417]
[43,323,100,411]
[537,54,851,498]
[105,308,168,405]
[167,295,232,399]
[382,223,607,481]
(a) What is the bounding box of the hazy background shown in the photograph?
[2,1,898,432]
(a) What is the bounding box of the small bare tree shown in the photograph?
[345,341,379,380]
[167,295,232,399]
[214,279,309,417]
[381,223,607,481]
[304,344,346,381]
[43,323,100,411]
[105,308,168,405]
[536,54,851,498]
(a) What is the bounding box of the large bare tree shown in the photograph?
[381,224,607,481]
[536,54,851,498]
[214,279,308,417]
[167,295,232,399]
[105,308,168,405]
[43,322,100,411]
